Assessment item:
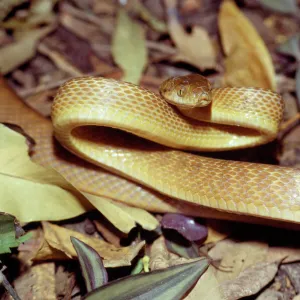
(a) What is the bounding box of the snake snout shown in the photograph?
[195,91,212,107]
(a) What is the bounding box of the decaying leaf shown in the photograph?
[0,124,91,222]
[164,0,216,70]
[220,261,279,300]
[0,26,55,74]
[0,0,27,21]
[0,212,30,254]
[111,6,147,84]
[13,262,56,300]
[34,222,145,268]
[219,1,276,90]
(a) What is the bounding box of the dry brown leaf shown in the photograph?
[93,220,124,248]
[93,1,115,15]
[34,222,145,268]
[220,261,279,300]
[149,236,192,271]
[60,12,104,43]
[219,1,276,90]
[0,0,27,21]
[209,239,269,283]
[55,265,76,300]
[205,220,231,244]
[0,26,54,74]
[37,43,83,76]
[267,246,300,263]
[164,0,216,70]
[149,236,171,270]
[13,262,56,300]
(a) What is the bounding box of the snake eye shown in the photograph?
[177,87,187,97]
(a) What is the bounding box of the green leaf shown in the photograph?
[165,238,199,259]
[259,0,299,14]
[277,34,300,60]
[0,212,31,254]
[131,257,144,275]
[84,258,209,300]
[111,7,148,84]
[71,237,108,292]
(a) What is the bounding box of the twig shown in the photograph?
[0,267,21,300]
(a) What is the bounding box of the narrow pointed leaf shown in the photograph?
[71,236,108,292]
[84,258,209,300]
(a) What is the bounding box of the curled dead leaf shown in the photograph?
[34,222,145,268]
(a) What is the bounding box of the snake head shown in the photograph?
[159,74,212,108]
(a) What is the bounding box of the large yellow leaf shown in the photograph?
[219,1,276,90]
[84,193,159,233]
[111,7,147,84]
[0,124,91,222]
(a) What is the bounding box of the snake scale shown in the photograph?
[51,74,300,225]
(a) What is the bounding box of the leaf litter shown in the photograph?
[1,0,300,299]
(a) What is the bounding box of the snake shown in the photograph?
[51,74,300,225]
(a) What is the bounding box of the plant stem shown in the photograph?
[0,269,21,300]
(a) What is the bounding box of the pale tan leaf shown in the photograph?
[0,26,54,74]
[220,261,279,300]
[149,236,171,270]
[13,262,56,300]
[149,236,192,271]
[112,7,147,84]
[209,239,269,283]
[267,245,300,263]
[34,222,145,268]
[164,0,216,70]
[0,125,91,223]
[219,1,276,90]
[184,266,225,300]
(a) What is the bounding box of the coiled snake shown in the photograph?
[51,74,300,225]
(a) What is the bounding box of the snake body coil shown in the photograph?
[51,75,300,224]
